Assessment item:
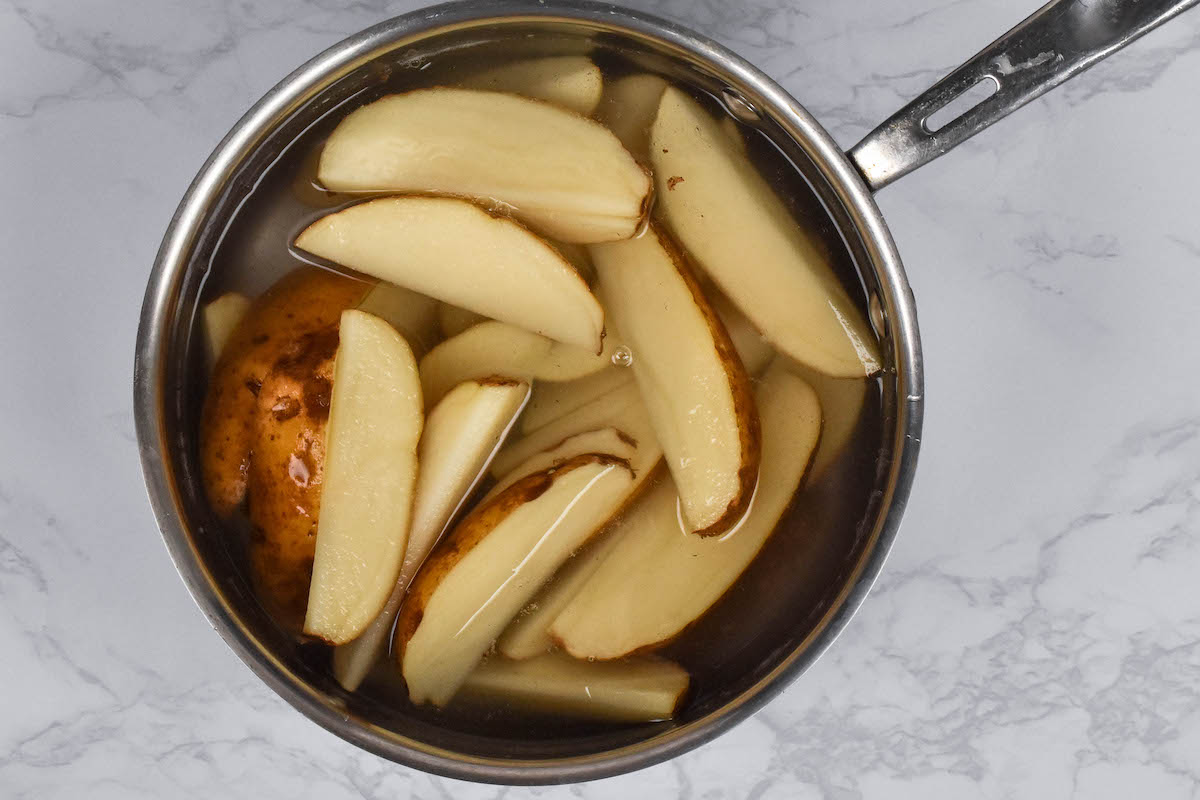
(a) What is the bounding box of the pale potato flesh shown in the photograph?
[495,384,662,492]
[460,57,603,115]
[550,365,821,659]
[651,87,881,377]
[332,378,529,690]
[550,239,596,284]
[494,416,664,659]
[419,320,613,405]
[496,525,625,660]
[356,282,440,357]
[596,73,667,155]
[485,427,638,501]
[786,360,869,480]
[718,115,746,154]
[294,196,604,352]
[303,310,423,644]
[590,225,760,536]
[457,653,689,722]
[490,380,645,479]
[316,89,650,243]
[404,380,532,579]
[713,293,774,377]
[396,456,636,707]
[520,366,635,434]
[202,292,250,367]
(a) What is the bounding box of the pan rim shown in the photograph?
[133,0,923,785]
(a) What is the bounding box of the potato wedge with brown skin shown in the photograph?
[490,380,645,479]
[495,522,627,660]
[245,326,338,631]
[651,88,881,377]
[519,366,635,435]
[550,365,821,659]
[590,224,761,536]
[489,407,664,661]
[419,320,614,405]
[713,292,774,377]
[316,89,651,243]
[294,196,605,352]
[395,454,635,707]
[332,377,530,691]
[200,268,367,517]
[483,427,638,502]
[551,239,596,285]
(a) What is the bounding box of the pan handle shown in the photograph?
[848,0,1198,191]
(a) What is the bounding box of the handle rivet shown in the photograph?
[721,88,760,123]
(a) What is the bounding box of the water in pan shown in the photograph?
[188,29,886,754]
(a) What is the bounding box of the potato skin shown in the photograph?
[200,268,368,516]
[245,326,339,632]
[393,453,630,664]
[654,225,761,537]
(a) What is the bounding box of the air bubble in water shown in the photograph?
[611,346,633,367]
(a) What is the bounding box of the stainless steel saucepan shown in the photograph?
[134,0,1196,784]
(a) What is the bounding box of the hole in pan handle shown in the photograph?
[848,0,1199,192]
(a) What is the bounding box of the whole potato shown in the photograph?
[200,268,367,516]
[246,326,338,632]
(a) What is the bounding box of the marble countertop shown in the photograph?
[4,0,1199,797]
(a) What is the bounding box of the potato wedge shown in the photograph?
[244,327,337,632]
[356,282,439,357]
[202,292,250,367]
[651,87,881,377]
[550,365,821,659]
[317,89,650,243]
[786,360,869,480]
[304,310,423,644]
[490,380,645,479]
[419,321,613,405]
[295,196,604,352]
[404,379,531,585]
[596,73,667,155]
[396,455,635,707]
[456,653,689,722]
[460,56,603,115]
[519,366,635,434]
[713,292,774,377]
[719,116,747,154]
[590,224,760,536]
[200,268,368,516]
[496,525,625,660]
[551,239,596,284]
[493,420,664,659]
[485,427,638,501]
[333,378,529,691]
